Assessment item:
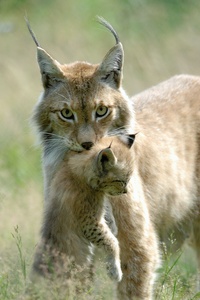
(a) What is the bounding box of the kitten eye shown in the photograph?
[60,108,74,120]
[96,106,108,118]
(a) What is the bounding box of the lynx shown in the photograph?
[28,17,200,299]
[32,134,135,283]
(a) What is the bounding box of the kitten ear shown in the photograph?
[97,148,117,174]
[37,47,64,89]
[119,134,136,148]
[98,43,124,89]
[127,134,136,148]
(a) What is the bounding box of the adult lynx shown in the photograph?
[28,18,200,299]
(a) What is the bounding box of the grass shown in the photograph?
[1,0,200,299]
[0,232,199,299]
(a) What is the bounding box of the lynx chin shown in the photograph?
[28,17,200,300]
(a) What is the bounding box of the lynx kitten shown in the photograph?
[32,135,134,283]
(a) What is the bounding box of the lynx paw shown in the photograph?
[106,257,123,282]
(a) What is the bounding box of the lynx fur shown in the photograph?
[28,17,200,299]
[32,135,135,283]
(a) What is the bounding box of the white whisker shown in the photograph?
[39,131,65,140]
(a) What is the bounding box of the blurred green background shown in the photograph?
[0,0,200,299]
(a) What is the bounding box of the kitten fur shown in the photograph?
[32,135,135,284]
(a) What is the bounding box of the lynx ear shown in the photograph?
[37,47,64,89]
[98,43,124,89]
[96,17,124,89]
[25,18,64,89]
[127,134,136,148]
[119,134,136,148]
[97,148,117,174]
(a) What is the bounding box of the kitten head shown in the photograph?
[68,134,136,196]
[27,18,135,166]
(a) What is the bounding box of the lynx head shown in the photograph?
[67,134,136,196]
[27,17,135,166]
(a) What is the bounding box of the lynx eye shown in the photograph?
[60,108,74,120]
[96,106,108,118]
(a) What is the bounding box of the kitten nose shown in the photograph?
[81,142,94,150]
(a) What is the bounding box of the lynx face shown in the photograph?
[67,135,135,196]
[28,18,135,167]
[33,63,132,154]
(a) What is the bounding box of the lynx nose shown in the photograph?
[81,142,94,150]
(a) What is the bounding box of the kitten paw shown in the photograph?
[106,258,123,282]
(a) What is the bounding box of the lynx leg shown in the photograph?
[191,216,200,291]
[31,200,93,282]
[82,220,122,282]
[197,251,200,292]
[104,199,118,236]
[110,193,160,300]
